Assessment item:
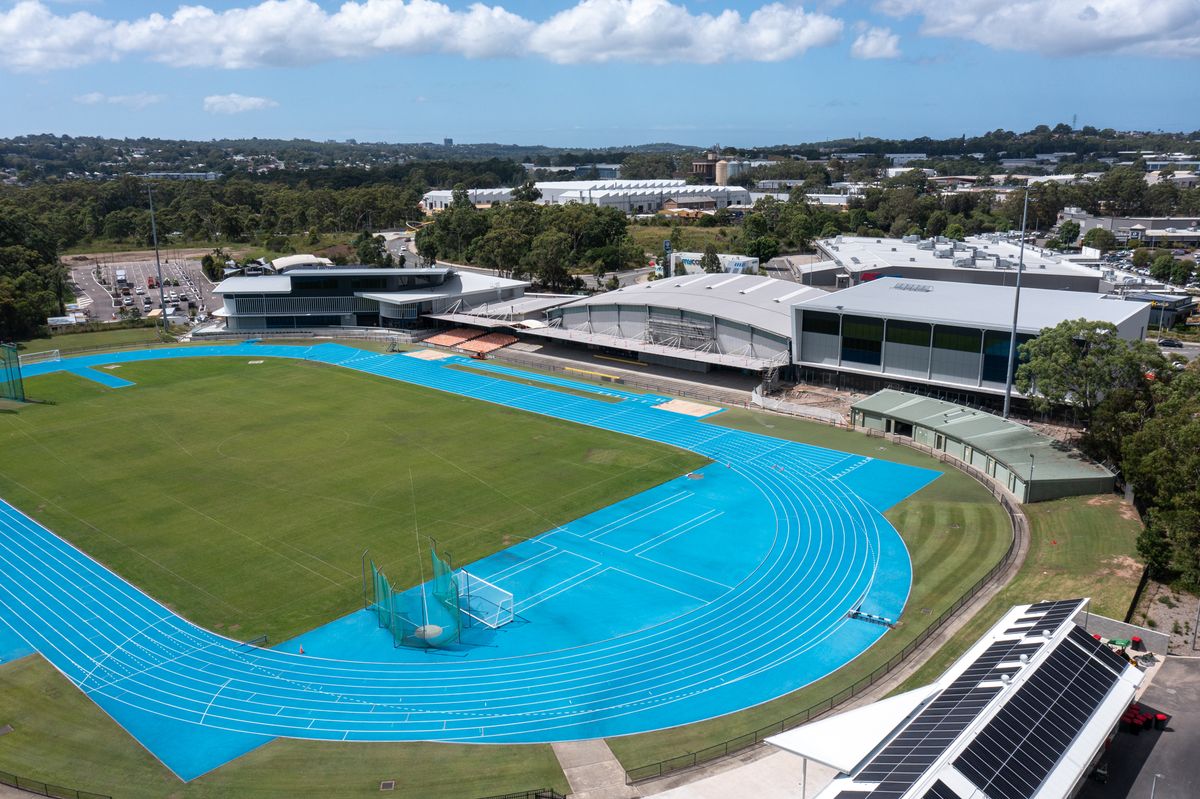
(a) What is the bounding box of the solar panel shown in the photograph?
[921,780,959,799]
[853,638,1044,798]
[953,625,1124,799]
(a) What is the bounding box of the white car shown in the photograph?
[135,286,145,295]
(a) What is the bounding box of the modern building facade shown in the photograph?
[212,267,528,331]
[792,277,1150,397]
[539,273,823,371]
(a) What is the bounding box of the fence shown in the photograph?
[749,385,846,426]
[474,789,566,799]
[625,427,1027,785]
[0,770,111,799]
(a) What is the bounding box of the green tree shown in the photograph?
[1080,227,1118,252]
[744,235,780,263]
[1150,254,1176,282]
[944,223,966,241]
[510,181,542,203]
[524,230,573,291]
[700,242,722,273]
[1015,318,1165,427]
[1057,220,1080,244]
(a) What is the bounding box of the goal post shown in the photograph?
[457,570,514,630]
[17,349,59,366]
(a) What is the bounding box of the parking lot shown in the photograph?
[67,255,218,324]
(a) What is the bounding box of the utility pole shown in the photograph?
[148,187,170,334]
[1002,187,1030,419]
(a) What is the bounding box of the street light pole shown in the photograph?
[147,187,169,334]
[1151,772,1164,799]
[1002,186,1031,419]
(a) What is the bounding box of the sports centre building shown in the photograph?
[792,277,1151,398]
[212,266,529,331]
[538,272,825,372]
[807,234,1104,292]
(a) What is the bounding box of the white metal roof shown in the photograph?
[774,599,1145,799]
[797,277,1148,333]
[357,272,527,305]
[212,275,292,294]
[817,235,1097,280]
[269,254,333,271]
[556,273,826,339]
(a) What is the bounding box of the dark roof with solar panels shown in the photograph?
[769,599,1145,799]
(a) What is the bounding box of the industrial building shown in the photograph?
[665,251,760,276]
[421,180,750,215]
[768,598,1145,799]
[792,277,1150,397]
[538,273,824,372]
[809,235,1103,292]
[1057,207,1200,245]
[212,266,528,331]
[850,390,1114,502]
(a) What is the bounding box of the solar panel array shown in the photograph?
[852,637,1045,798]
[953,626,1127,799]
[841,599,1105,799]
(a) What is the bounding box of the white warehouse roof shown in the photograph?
[556,273,825,339]
[817,235,1098,280]
[797,277,1149,333]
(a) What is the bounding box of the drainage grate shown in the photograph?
[380,780,396,791]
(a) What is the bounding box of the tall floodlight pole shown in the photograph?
[147,187,170,334]
[1002,187,1031,419]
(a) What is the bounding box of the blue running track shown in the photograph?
[1,343,938,779]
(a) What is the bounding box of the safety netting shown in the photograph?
[0,344,24,403]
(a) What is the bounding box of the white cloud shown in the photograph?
[0,0,841,71]
[203,93,279,114]
[73,91,165,109]
[528,0,843,64]
[877,0,1200,57]
[851,26,900,58]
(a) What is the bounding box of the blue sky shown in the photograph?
[1,0,1197,147]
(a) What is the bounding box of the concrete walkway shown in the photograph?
[553,739,640,799]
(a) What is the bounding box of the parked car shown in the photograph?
[135,286,145,295]
[1158,338,1184,348]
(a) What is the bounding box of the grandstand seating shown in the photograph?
[458,333,519,355]
[423,328,486,348]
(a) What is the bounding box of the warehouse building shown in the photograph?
[792,277,1150,398]
[538,273,824,372]
[810,234,1103,292]
[212,266,528,331]
[421,180,750,214]
[850,389,1115,502]
[768,598,1145,799]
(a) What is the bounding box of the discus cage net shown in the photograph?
[1,344,25,403]
[364,544,514,649]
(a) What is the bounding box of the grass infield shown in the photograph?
[0,357,704,643]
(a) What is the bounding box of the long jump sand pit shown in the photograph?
[652,398,721,417]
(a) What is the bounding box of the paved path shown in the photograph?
[553,739,639,799]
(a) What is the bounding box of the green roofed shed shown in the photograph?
[851,389,1115,502]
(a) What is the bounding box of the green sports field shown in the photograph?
[0,358,705,642]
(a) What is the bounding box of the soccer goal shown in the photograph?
[17,349,59,366]
[457,570,515,629]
